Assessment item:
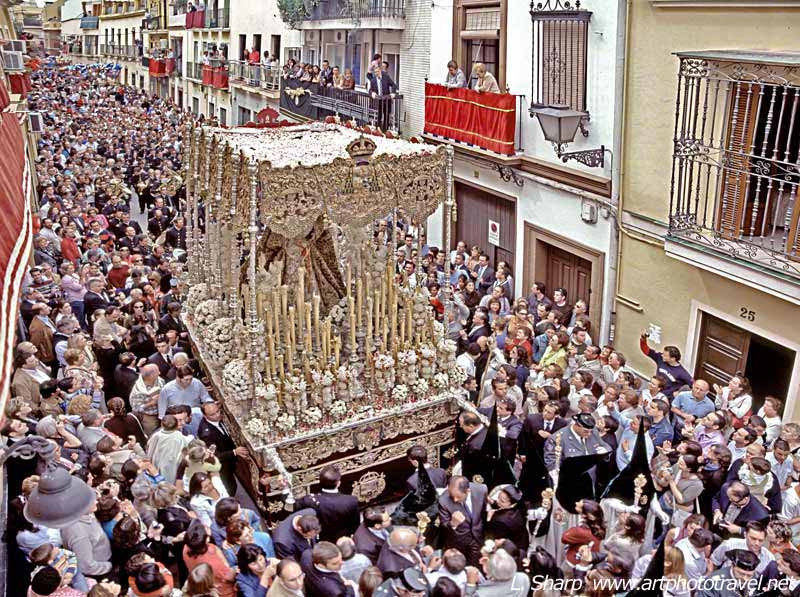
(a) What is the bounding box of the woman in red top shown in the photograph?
[183,520,237,597]
[561,499,605,567]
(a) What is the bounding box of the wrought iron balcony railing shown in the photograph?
[667,51,800,280]
[229,60,281,91]
[297,0,404,21]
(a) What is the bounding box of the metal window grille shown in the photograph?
[530,0,590,112]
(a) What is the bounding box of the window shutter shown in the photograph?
[717,82,760,239]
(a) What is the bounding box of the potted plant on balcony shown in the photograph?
[277,0,311,28]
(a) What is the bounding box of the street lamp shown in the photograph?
[1,436,96,528]
[529,103,606,168]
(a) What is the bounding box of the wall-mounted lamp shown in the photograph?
[529,103,606,168]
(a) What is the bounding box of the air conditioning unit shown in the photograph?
[28,112,44,133]
[1,50,24,71]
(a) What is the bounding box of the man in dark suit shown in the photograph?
[458,311,489,353]
[367,68,398,132]
[295,465,360,544]
[83,278,112,325]
[376,527,425,581]
[353,506,390,565]
[301,541,356,597]
[480,398,522,461]
[272,508,321,561]
[112,352,139,407]
[197,401,247,496]
[518,400,568,503]
[456,411,488,483]
[147,334,175,378]
[164,217,187,250]
[712,480,770,540]
[472,253,495,296]
[148,209,170,238]
[438,475,488,566]
[405,445,448,492]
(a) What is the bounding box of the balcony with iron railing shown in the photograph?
[280,78,403,133]
[283,0,404,28]
[665,51,800,301]
[183,4,229,28]
[229,60,281,92]
[22,15,42,27]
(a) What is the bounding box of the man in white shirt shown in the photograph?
[676,527,715,582]
[456,343,479,378]
[728,427,758,464]
[709,520,774,574]
[779,482,800,544]
[768,439,795,488]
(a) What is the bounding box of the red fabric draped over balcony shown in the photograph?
[202,64,213,85]
[185,9,204,28]
[423,83,516,156]
[149,59,167,77]
[8,73,32,96]
[165,58,175,74]
[212,67,228,89]
[0,96,36,412]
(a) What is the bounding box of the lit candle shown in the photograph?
[288,306,295,372]
[256,292,264,323]
[297,267,305,343]
[406,300,413,348]
[366,296,373,349]
[265,300,273,338]
[277,353,284,381]
[400,314,405,345]
[348,296,357,353]
[268,333,276,379]
[346,263,352,297]
[356,279,363,329]
[305,302,312,354]
[334,334,341,369]
[272,289,281,350]
[313,294,321,349]
[280,285,289,349]
[373,289,380,344]
[390,292,398,348]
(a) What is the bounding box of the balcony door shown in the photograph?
[694,311,794,414]
[454,181,516,271]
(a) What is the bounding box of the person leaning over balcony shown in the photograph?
[446,60,467,89]
[332,66,344,89]
[472,63,500,94]
[341,68,356,90]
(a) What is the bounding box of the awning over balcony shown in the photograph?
[0,77,36,413]
[423,83,516,156]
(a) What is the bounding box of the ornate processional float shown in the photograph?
[181,121,461,514]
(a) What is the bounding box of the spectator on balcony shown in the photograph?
[188,1,196,12]
[320,60,333,87]
[367,52,382,82]
[300,64,313,82]
[341,67,356,90]
[472,62,500,94]
[311,65,321,84]
[445,60,467,89]
[369,66,398,131]
[331,66,344,89]
[201,51,210,66]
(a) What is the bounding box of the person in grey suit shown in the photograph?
[464,549,530,596]
[438,476,488,566]
[77,409,109,453]
[543,412,610,473]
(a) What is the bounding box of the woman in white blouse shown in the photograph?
[713,374,752,429]
[188,471,228,527]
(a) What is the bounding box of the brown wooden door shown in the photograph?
[454,182,516,270]
[694,313,750,396]
[544,244,592,310]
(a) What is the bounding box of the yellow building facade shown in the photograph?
[617,0,800,420]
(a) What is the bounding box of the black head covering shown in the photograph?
[601,420,655,516]
[728,548,759,572]
[625,535,665,597]
[573,413,596,429]
[555,453,606,514]
[476,403,517,488]
[391,460,438,526]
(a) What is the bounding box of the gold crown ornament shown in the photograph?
[346,135,377,165]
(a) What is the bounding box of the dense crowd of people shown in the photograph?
[4,60,800,597]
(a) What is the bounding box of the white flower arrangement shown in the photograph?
[203,317,239,368]
[185,283,209,314]
[449,365,468,386]
[194,298,221,327]
[312,369,335,387]
[330,400,347,419]
[432,372,450,390]
[419,344,436,360]
[392,384,409,403]
[276,413,296,432]
[336,366,352,382]
[255,384,280,418]
[284,376,307,394]
[328,298,349,327]
[437,339,457,355]
[222,359,258,400]
[397,350,418,366]
[303,406,323,425]
[373,353,395,371]
[411,378,430,398]
[244,417,271,442]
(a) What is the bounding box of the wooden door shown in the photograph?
[694,313,750,397]
[544,245,592,310]
[454,182,516,270]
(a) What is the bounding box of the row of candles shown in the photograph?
[254,259,433,382]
